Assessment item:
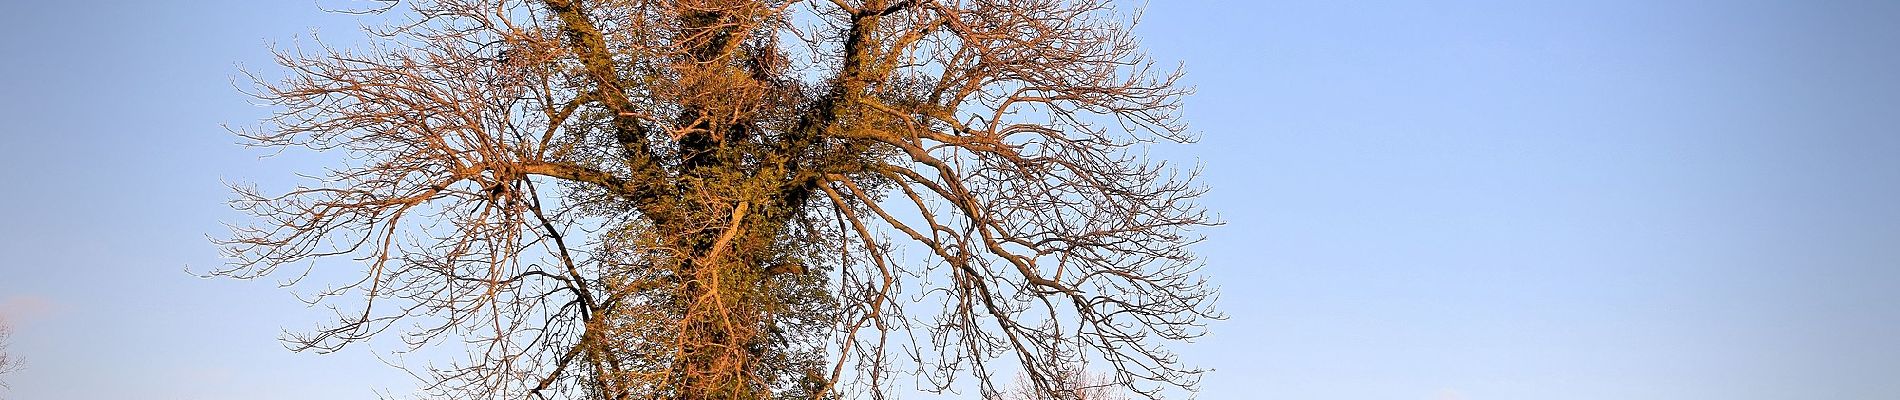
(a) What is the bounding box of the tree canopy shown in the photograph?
[218,0,1218,399]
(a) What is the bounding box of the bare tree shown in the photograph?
[0,318,20,390]
[1005,365,1129,400]
[218,0,1217,399]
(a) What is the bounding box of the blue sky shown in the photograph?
[2,1,1897,399]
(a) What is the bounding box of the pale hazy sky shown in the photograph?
[2,1,1898,399]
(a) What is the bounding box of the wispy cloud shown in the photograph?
[0,295,59,323]
[1434,388,1468,400]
